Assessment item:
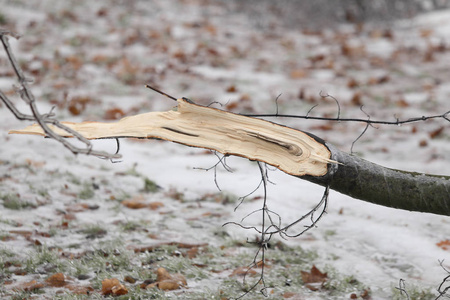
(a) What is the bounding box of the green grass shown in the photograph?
[1,193,34,210]
[391,283,435,300]
[79,224,107,239]
[78,182,95,199]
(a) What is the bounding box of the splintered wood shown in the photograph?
[10,98,334,177]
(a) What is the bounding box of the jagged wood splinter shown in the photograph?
[10,98,335,177]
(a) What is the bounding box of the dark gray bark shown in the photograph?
[303,143,450,217]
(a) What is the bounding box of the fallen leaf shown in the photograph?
[301,265,327,284]
[157,280,180,291]
[437,240,450,251]
[104,108,126,120]
[350,92,362,106]
[419,139,428,147]
[46,273,67,287]
[124,275,137,284]
[148,201,164,210]
[101,278,128,296]
[18,280,45,292]
[122,196,147,209]
[67,96,93,116]
[226,85,237,93]
[290,69,307,79]
[429,126,444,139]
[396,99,410,107]
[150,267,187,291]
[186,247,199,259]
[347,78,359,89]
[156,267,172,282]
[66,284,94,295]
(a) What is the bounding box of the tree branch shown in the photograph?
[10,98,450,216]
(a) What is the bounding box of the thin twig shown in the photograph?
[242,110,450,125]
[436,260,450,299]
[0,31,120,159]
[395,279,411,300]
[145,84,178,101]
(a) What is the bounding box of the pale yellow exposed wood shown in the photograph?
[10,98,335,176]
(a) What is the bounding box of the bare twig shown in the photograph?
[194,151,234,191]
[350,106,371,154]
[243,109,450,126]
[436,260,450,299]
[395,279,411,300]
[0,31,120,159]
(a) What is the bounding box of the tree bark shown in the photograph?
[10,98,450,216]
[303,143,450,216]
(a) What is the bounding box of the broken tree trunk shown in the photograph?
[10,98,450,217]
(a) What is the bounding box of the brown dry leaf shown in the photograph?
[165,188,185,201]
[308,54,325,63]
[424,48,435,62]
[367,75,390,85]
[104,108,126,120]
[226,85,237,93]
[396,99,410,108]
[68,96,93,116]
[310,124,334,131]
[124,275,137,284]
[290,69,307,79]
[148,201,164,210]
[186,247,199,259]
[225,101,239,111]
[350,92,362,106]
[101,278,128,296]
[205,23,217,35]
[46,273,67,287]
[419,139,428,147]
[361,289,371,299]
[429,126,444,139]
[156,267,172,282]
[157,280,180,291]
[66,284,94,295]
[298,88,306,100]
[112,283,129,296]
[437,240,450,251]
[153,267,187,291]
[66,203,90,213]
[341,42,366,57]
[122,196,147,209]
[347,78,359,89]
[65,55,83,70]
[301,265,327,284]
[18,280,45,292]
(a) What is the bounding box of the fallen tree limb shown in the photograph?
[10,98,450,216]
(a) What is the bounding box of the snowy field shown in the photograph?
[0,1,449,299]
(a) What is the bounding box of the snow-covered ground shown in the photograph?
[0,1,449,299]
